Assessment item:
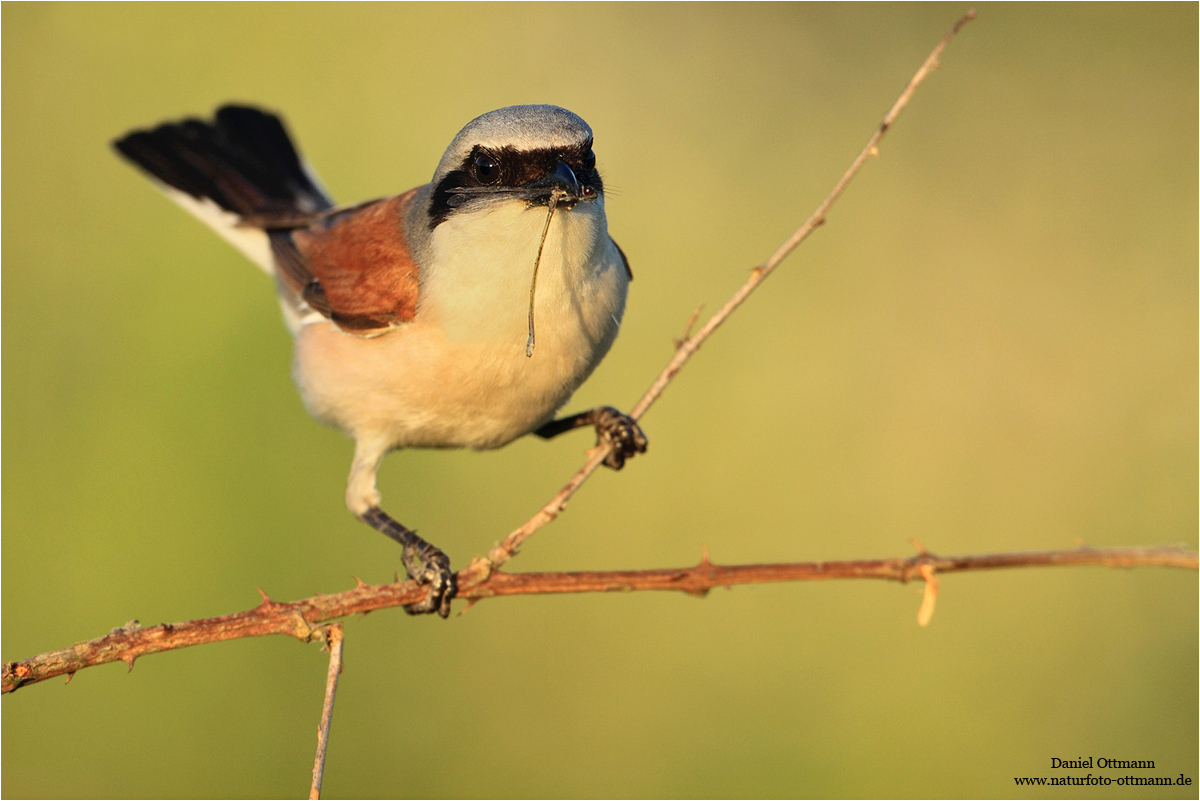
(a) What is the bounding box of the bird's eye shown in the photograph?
[472,152,500,184]
[581,149,596,173]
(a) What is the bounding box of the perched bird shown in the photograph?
[114,104,646,617]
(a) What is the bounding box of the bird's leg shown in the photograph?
[359,507,455,617]
[347,444,455,617]
[535,406,648,470]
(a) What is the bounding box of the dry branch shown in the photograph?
[15,9,1188,703]
[4,544,1194,694]
[309,623,343,801]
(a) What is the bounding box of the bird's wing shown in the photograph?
[270,189,422,336]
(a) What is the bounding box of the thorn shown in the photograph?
[1074,538,1086,548]
[64,671,75,685]
[353,575,366,589]
[256,587,272,605]
[916,564,939,627]
[394,572,401,584]
[674,302,706,348]
[458,598,480,616]
[121,654,137,672]
[910,538,928,556]
[700,543,711,566]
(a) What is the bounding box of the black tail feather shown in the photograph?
[113,105,333,218]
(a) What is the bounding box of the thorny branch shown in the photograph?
[4,544,1195,694]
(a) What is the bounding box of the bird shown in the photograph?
[113,104,647,617]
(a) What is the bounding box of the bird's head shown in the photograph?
[428,105,602,229]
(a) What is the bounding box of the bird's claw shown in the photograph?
[592,406,648,470]
[400,537,456,618]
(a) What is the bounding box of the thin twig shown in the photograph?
[673,302,705,349]
[309,624,344,801]
[4,543,1192,694]
[465,10,978,581]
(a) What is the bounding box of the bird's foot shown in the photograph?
[400,538,456,618]
[361,507,456,618]
[591,406,648,470]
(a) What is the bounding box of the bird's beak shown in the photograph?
[549,161,581,199]
[524,161,586,205]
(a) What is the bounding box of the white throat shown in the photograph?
[421,198,615,349]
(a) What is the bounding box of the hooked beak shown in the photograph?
[549,161,581,199]
[525,161,594,206]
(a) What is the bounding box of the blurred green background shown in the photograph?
[3,3,1196,798]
